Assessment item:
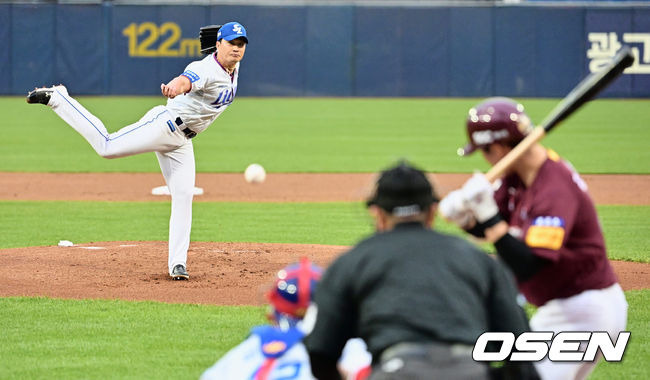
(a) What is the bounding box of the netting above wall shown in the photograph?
[5,0,649,5]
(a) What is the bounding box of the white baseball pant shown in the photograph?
[47,86,195,274]
[530,283,628,380]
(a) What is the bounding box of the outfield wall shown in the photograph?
[2,3,649,97]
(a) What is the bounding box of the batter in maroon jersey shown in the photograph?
[494,151,617,306]
[440,97,628,380]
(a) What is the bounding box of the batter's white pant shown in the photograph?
[48,86,195,275]
[530,283,628,380]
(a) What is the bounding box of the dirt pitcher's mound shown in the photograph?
[1,241,647,305]
[0,241,346,305]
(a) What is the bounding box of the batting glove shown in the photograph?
[438,189,474,229]
[461,173,501,225]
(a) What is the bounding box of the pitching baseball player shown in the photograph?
[200,259,372,380]
[440,97,628,380]
[26,22,248,280]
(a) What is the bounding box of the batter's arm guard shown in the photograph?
[493,233,550,281]
[199,24,222,55]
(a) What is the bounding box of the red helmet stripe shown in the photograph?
[297,257,311,310]
[266,258,322,319]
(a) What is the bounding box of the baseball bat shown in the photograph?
[485,46,635,182]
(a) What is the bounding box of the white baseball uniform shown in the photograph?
[200,325,371,380]
[44,52,239,274]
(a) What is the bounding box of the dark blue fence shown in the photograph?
[2,3,649,97]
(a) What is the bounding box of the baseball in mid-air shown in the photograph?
[244,163,266,183]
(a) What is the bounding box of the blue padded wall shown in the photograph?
[12,4,56,94]
[3,3,649,97]
[0,5,12,94]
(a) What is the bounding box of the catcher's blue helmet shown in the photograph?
[266,258,322,327]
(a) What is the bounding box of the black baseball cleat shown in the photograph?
[26,87,54,105]
[171,264,189,280]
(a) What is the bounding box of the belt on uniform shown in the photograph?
[174,117,196,139]
[379,342,474,363]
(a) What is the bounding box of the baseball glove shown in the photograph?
[199,24,222,55]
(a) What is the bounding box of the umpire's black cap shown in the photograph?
[366,161,439,216]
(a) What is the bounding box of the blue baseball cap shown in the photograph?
[217,22,248,43]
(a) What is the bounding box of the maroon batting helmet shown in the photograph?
[458,97,534,156]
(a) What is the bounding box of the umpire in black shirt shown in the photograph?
[303,161,537,380]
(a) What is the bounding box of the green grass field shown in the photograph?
[0,292,646,379]
[2,97,649,173]
[1,96,648,379]
[0,202,648,262]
